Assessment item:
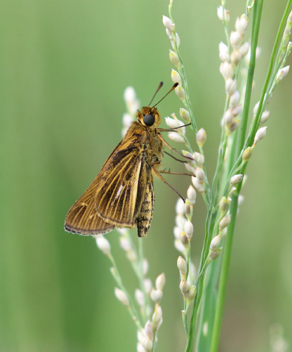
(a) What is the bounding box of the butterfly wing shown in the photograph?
[65,129,149,235]
[94,142,149,227]
[64,172,115,235]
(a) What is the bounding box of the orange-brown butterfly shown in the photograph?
[65,82,191,237]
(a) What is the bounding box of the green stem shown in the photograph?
[185,275,204,352]
[108,254,143,332]
[210,194,238,352]
[238,0,263,152]
[223,0,292,196]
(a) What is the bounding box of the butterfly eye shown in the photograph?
[143,114,155,126]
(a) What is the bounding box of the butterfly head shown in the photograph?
[137,107,161,129]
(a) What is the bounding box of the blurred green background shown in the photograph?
[1,0,292,351]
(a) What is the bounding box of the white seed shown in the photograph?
[223,109,234,125]
[179,279,190,294]
[277,65,290,81]
[209,248,222,261]
[150,288,163,302]
[175,85,186,101]
[182,150,194,160]
[171,69,182,85]
[169,49,180,68]
[217,6,230,22]
[225,78,237,96]
[230,174,243,185]
[186,286,197,301]
[124,86,136,103]
[235,14,248,35]
[165,28,172,39]
[193,152,205,166]
[185,163,196,175]
[168,132,185,144]
[254,126,267,144]
[120,237,131,251]
[219,41,230,62]
[210,235,221,250]
[114,288,129,306]
[152,305,163,330]
[137,342,147,352]
[123,113,134,127]
[238,195,245,206]
[230,31,243,49]
[192,176,205,193]
[126,250,137,262]
[96,235,111,256]
[219,215,231,230]
[184,220,194,239]
[231,50,242,66]
[165,116,183,130]
[144,279,152,295]
[177,256,187,276]
[180,233,189,247]
[135,289,145,307]
[141,336,153,351]
[137,330,144,344]
[220,62,234,79]
[174,226,182,239]
[174,239,186,253]
[239,42,249,58]
[226,120,239,134]
[175,214,186,229]
[253,101,260,116]
[242,147,253,161]
[176,198,185,215]
[229,91,240,108]
[142,259,149,276]
[219,196,229,214]
[155,273,166,291]
[196,167,205,183]
[187,185,196,204]
[196,128,207,147]
[179,108,191,123]
[260,110,270,124]
[232,104,242,116]
[162,15,174,32]
[144,321,153,341]
[170,114,186,134]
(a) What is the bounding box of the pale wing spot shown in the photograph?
[115,185,124,199]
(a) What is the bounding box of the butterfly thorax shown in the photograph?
[124,120,163,169]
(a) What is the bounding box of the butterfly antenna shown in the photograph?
[152,83,179,107]
[148,81,164,106]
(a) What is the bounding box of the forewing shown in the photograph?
[95,146,148,227]
[64,173,115,235]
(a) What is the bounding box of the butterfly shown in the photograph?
[65,82,191,237]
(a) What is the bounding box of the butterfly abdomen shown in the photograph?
[136,180,154,237]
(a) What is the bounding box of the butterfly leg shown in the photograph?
[159,170,194,177]
[152,166,185,202]
[164,151,188,163]
[157,134,193,161]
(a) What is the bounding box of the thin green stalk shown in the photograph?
[185,275,204,352]
[223,0,292,196]
[247,0,292,146]
[238,0,263,152]
[210,194,238,352]
[209,2,263,349]
[108,254,143,332]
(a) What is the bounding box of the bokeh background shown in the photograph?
[1,0,292,351]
